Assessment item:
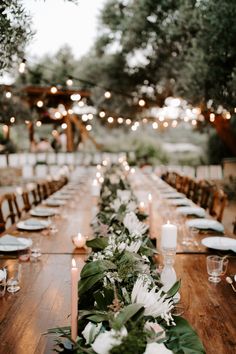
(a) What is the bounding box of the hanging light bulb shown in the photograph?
[10,116,15,123]
[36,100,43,108]
[107,117,114,123]
[152,122,158,129]
[19,59,26,73]
[51,86,58,94]
[99,111,106,118]
[138,99,146,107]
[117,117,124,124]
[104,91,111,99]
[36,121,42,127]
[66,78,73,86]
[5,91,12,99]
[86,124,92,131]
[61,123,67,129]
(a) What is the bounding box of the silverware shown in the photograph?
[226,277,236,292]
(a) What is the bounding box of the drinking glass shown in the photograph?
[7,264,21,293]
[30,238,42,261]
[207,255,224,283]
[190,227,199,246]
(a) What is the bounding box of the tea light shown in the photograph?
[139,201,146,213]
[72,233,86,248]
[161,221,177,250]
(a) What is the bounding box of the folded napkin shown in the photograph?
[186,219,224,233]
[24,219,43,227]
[0,235,25,246]
[169,198,192,206]
[176,206,206,218]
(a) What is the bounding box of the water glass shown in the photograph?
[30,238,42,261]
[7,264,21,293]
[207,255,225,283]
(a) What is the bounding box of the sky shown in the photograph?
[22,0,107,60]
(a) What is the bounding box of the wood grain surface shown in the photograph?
[0,168,235,354]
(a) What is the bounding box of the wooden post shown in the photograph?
[65,115,74,152]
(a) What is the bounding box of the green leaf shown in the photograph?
[86,237,108,250]
[166,280,181,298]
[80,260,117,279]
[114,304,144,329]
[78,272,104,296]
[94,288,114,311]
[166,317,206,354]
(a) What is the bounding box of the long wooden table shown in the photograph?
[0,168,236,354]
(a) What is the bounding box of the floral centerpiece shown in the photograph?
[48,165,205,354]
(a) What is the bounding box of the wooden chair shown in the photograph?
[0,193,21,233]
[208,188,227,222]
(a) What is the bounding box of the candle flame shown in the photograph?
[92,179,98,186]
[77,233,82,240]
[167,220,170,224]
[148,193,152,201]
[72,258,76,268]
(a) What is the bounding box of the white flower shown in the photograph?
[0,268,7,282]
[82,322,102,344]
[123,212,148,236]
[126,200,137,212]
[117,242,127,252]
[131,276,174,325]
[144,342,173,354]
[92,327,127,354]
[110,198,122,212]
[126,240,142,253]
[117,190,131,203]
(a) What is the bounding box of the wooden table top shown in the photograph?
[0,168,235,354]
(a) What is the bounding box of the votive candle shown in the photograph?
[161,221,177,249]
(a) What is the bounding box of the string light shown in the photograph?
[86,124,92,131]
[62,110,67,116]
[138,99,146,107]
[142,118,148,123]
[210,113,215,120]
[107,116,114,123]
[61,123,67,129]
[82,114,88,121]
[66,78,73,86]
[99,111,106,118]
[70,93,81,101]
[172,120,178,127]
[50,86,58,94]
[131,125,137,131]
[25,120,30,124]
[5,91,12,99]
[78,101,85,107]
[10,116,15,123]
[36,100,43,107]
[192,119,197,126]
[104,91,111,99]
[54,112,61,119]
[117,117,123,124]
[152,122,158,129]
[88,113,93,120]
[225,112,231,119]
[68,109,73,114]
[163,121,169,128]
[126,119,131,125]
[36,121,42,127]
[19,59,26,73]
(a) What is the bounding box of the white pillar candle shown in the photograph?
[92,179,100,197]
[161,221,177,249]
[71,258,78,342]
[73,233,86,248]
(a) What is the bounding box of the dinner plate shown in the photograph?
[162,192,185,199]
[186,219,224,233]
[17,219,50,231]
[30,208,55,217]
[0,234,32,252]
[44,199,65,207]
[169,198,192,206]
[201,236,236,252]
[52,194,71,200]
[176,206,206,218]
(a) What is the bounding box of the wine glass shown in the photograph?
[207,255,224,283]
[7,264,21,293]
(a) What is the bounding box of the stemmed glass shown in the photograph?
[7,263,21,293]
[207,255,225,283]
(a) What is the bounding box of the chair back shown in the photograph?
[0,193,21,233]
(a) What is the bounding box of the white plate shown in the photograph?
[44,199,65,207]
[30,208,55,217]
[201,237,236,252]
[0,235,32,252]
[17,219,50,231]
[169,198,192,206]
[186,219,224,233]
[176,206,206,218]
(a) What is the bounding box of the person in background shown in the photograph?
[37,137,52,152]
